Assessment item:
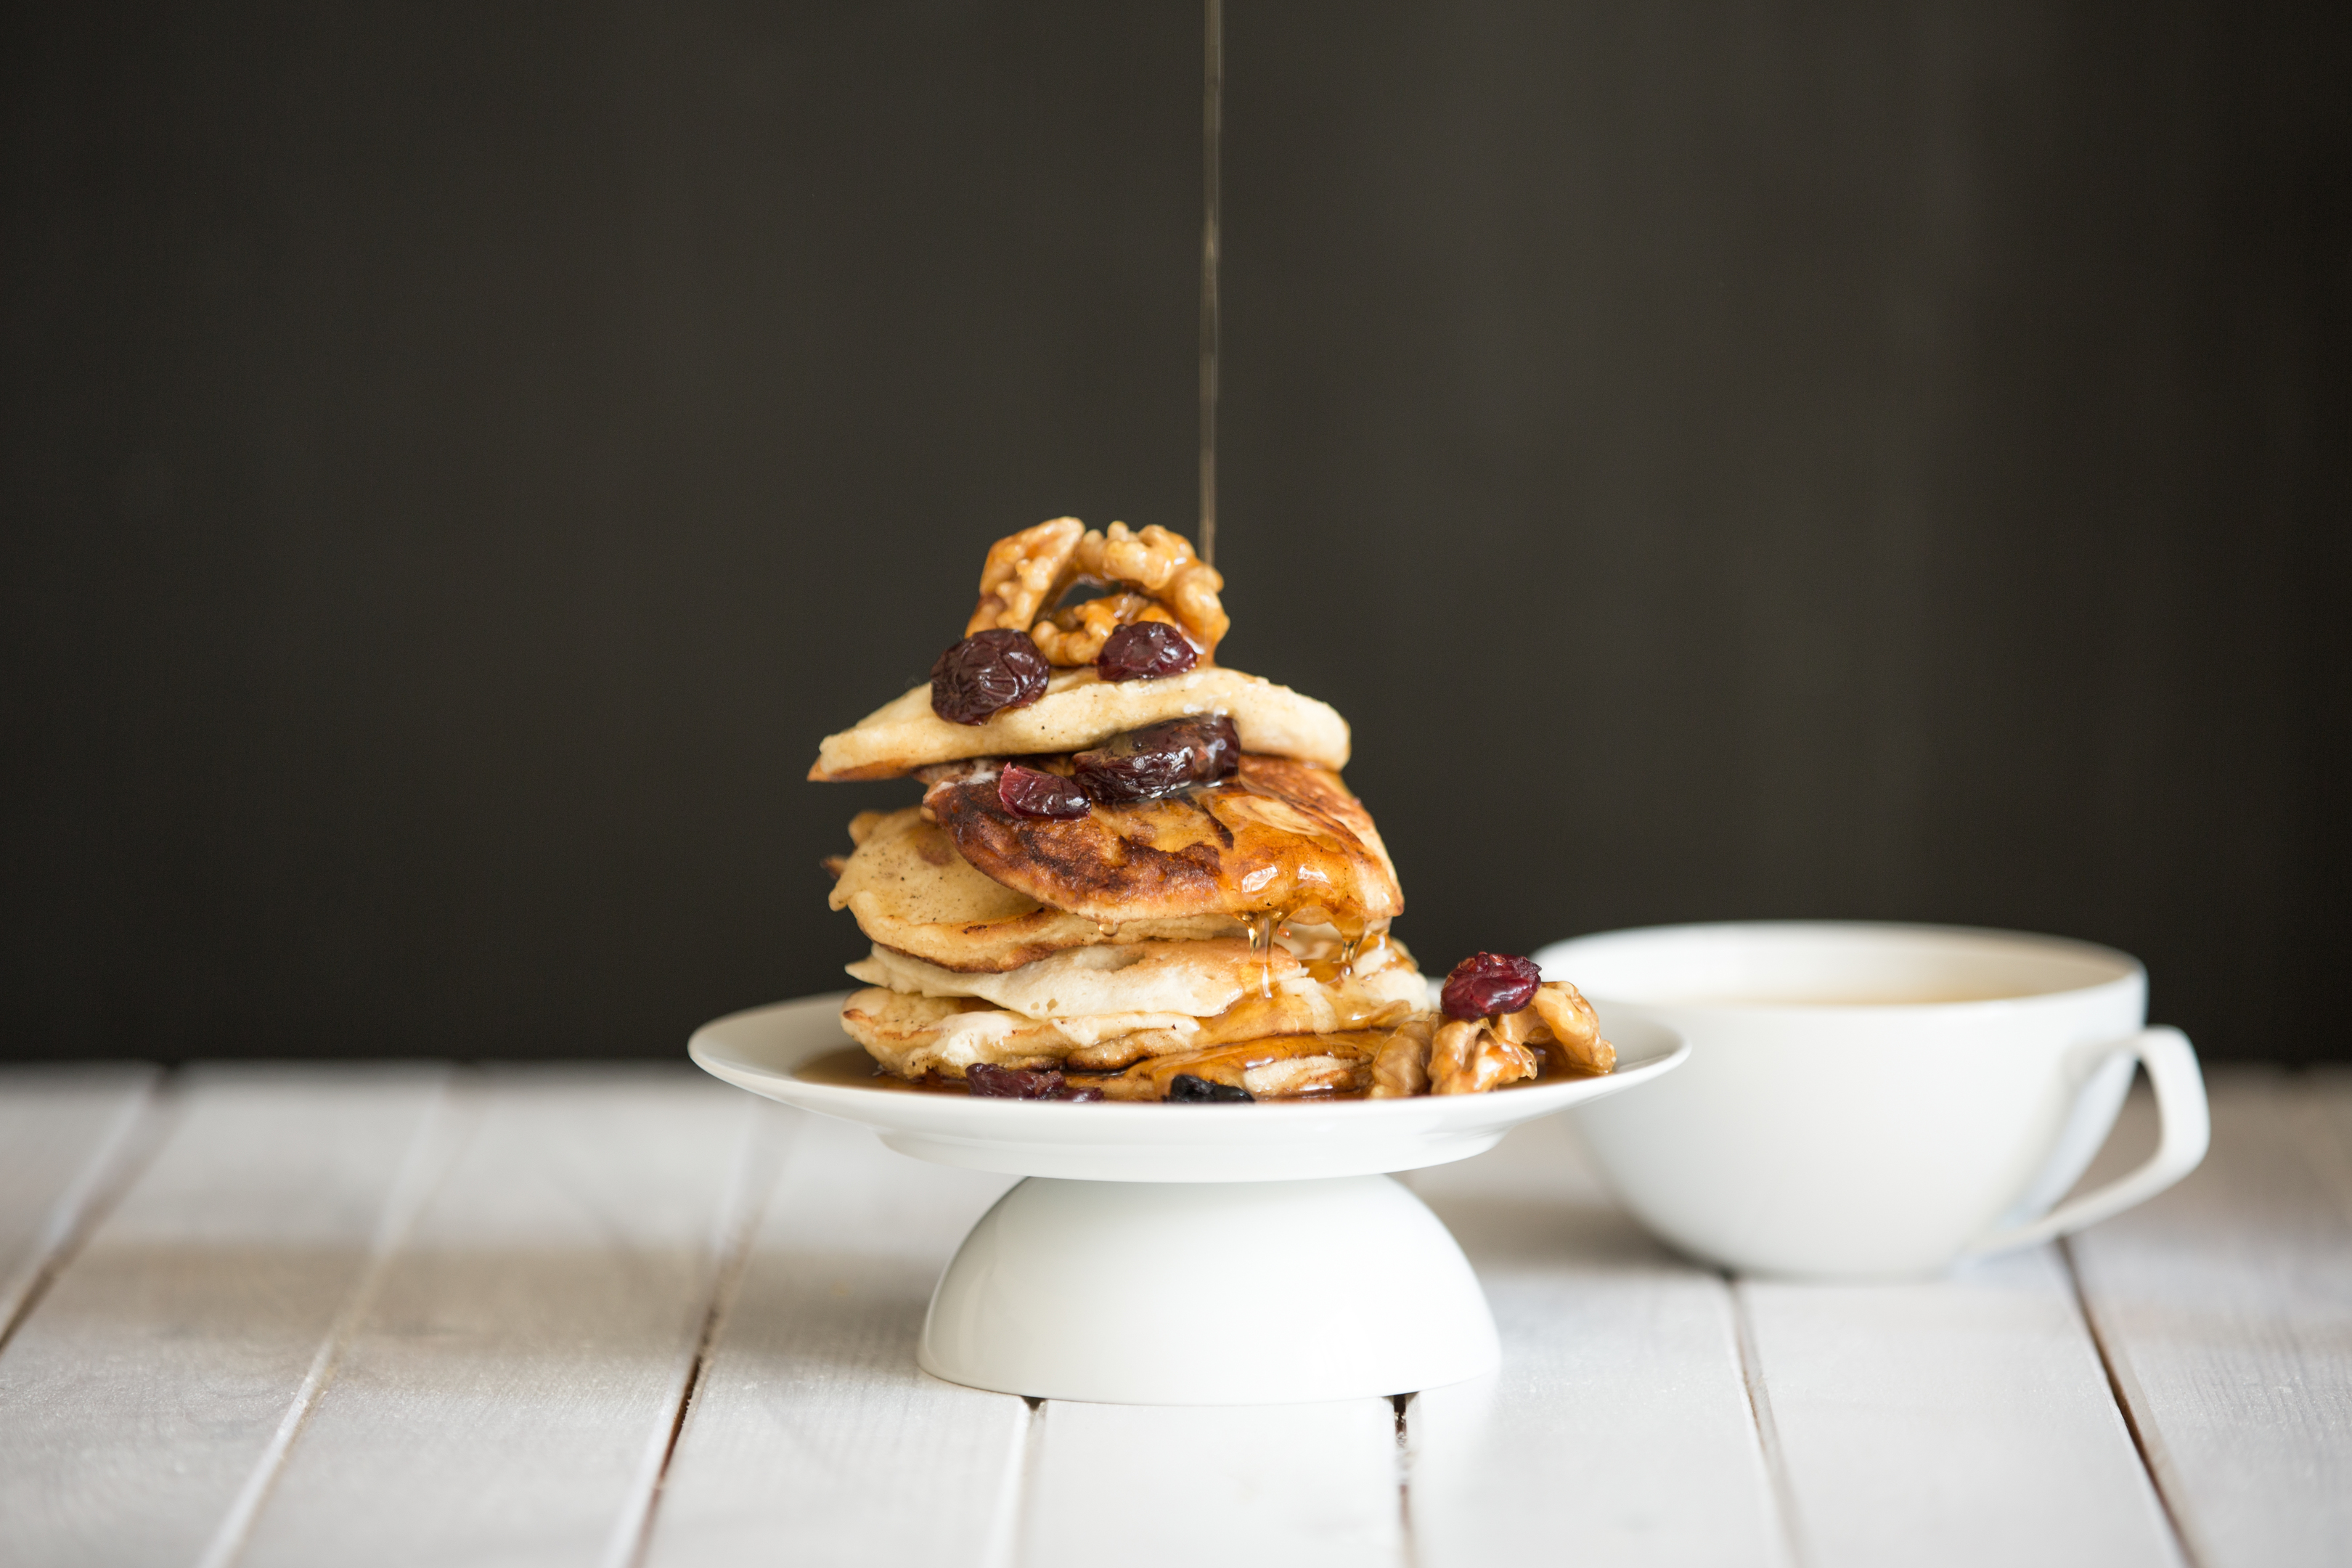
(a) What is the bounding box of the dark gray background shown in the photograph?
[4,2,2344,1062]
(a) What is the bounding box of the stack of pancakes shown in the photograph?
[812,520,1501,1101]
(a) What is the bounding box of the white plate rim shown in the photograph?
[688,991,1688,1154]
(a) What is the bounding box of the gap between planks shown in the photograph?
[991,1398,1048,1568]
[1403,1117,1789,1568]
[0,1065,175,1359]
[2060,1238,2199,1567]
[0,1064,460,1565]
[643,1108,1404,1568]
[0,1065,780,1568]
[1728,1275,1809,1568]
[634,1111,1027,1568]
[193,1080,470,1568]
[613,1102,792,1568]
[2065,1069,2352,1568]
[221,1069,778,1568]
[1392,1393,1419,1568]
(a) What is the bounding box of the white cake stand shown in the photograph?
[690,993,1687,1405]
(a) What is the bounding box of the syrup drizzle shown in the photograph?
[1248,910,1276,997]
[1199,0,1222,567]
[951,757,1400,938]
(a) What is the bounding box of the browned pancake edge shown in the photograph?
[922,754,1404,927]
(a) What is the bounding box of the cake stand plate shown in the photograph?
[690,994,1686,1405]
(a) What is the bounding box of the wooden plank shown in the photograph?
[642,1110,1030,1568]
[2068,1068,2352,1568]
[0,1066,449,1568]
[1404,1115,1788,1568]
[2283,1067,2352,1226]
[230,1066,762,1568]
[1739,1245,2180,1568]
[0,1064,158,1337]
[1022,1397,1403,1568]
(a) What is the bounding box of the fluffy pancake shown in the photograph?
[829,807,1245,972]
[838,961,1426,1082]
[838,990,1072,1078]
[847,938,1299,1023]
[809,665,1349,781]
[922,754,1403,929]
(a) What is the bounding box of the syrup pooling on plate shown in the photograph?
[809,522,1614,1101]
[788,1038,1604,1103]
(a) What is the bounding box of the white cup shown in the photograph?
[1534,921,2210,1279]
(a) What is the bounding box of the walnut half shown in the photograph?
[1528,981,1614,1073]
[1028,592,1183,666]
[1429,1018,1540,1095]
[1368,1016,1436,1098]
[1077,523,1228,653]
[966,517,1085,636]
[963,518,1228,658]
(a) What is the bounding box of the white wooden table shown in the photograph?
[1,1063,2344,1568]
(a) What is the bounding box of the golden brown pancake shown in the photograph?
[849,937,1301,1023]
[837,963,1426,1082]
[921,755,1404,931]
[829,807,1245,972]
[838,989,1072,1078]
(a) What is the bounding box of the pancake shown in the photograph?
[838,961,1427,1082]
[806,520,1609,1103]
[921,754,1403,930]
[847,938,1295,1024]
[829,807,1245,972]
[809,665,1349,782]
[838,989,1072,1078]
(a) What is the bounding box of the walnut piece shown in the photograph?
[1073,523,1229,653]
[1029,592,1182,666]
[966,517,1086,636]
[1488,1007,1539,1048]
[1429,1018,1540,1095]
[1368,1016,1435,1098]
[1161,559,1229,653]
[1529,981,1615,1073]
[960,519,1228,657]
[1426,1018,1479,1093]
[1077,522,1182,590]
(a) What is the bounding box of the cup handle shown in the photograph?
[1964,1026,2210,1257]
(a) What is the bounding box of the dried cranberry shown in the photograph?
[1440,952,1544,1020]
[1053,1082,1106,1103]
[998,764,1090,820]
[931,629,1049,725]
[1070,714,1240,804]
[1167,1072,1253,1103]
[965,1063,1066,1099]
[1097,621,1199,682]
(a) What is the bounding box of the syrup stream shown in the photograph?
[1248,910,1275,997]
[1199,0,1222,568]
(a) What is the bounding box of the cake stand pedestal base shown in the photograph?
[917,1174,1499,1405]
